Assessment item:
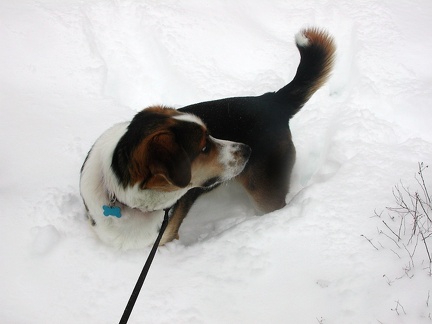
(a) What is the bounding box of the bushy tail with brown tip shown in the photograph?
[275,27,336,118]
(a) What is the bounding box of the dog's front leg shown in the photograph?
[160,188,206,244]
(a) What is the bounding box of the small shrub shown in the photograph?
[364,162,432,277]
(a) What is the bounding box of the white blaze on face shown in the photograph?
[173,113,206,127]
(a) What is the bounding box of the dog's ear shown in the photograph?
[145,132,191,190]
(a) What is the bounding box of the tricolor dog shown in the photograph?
[80,27,335,249]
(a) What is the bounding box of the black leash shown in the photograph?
[119,208,171,324]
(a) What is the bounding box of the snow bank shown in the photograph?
[1,0,432,323]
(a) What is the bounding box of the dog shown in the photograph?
[163,27,335,242]
[80,106,251,249]
[80,27,335,249]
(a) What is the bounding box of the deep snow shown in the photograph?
[1,0,432,323]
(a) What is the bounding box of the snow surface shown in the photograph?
[1,0,432,323]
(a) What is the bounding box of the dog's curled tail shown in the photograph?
[275,27,335,117]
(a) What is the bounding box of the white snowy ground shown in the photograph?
[1,0,432,323]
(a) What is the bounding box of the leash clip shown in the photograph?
[109,194,117,207]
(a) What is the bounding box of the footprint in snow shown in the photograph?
[30,225,61,255]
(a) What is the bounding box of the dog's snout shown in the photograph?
[228,142,251,165]
[237,143,251,161]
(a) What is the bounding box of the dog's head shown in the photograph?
[112,106,250,192]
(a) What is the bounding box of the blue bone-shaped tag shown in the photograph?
[102,205,122,218]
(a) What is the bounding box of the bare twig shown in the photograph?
[398,211,405,240]
[418,196,432,224]
[427,290,430,307]
[378,229,401,248]
[391,300,407,315]
[372,210,383,219]
[361,234,379,250]
[383,274,394,286]
[403,243,416,269]
[408,193,419,244]
[420,231,432,263]
[390,249,401,259]
[381,220,401,242]
[418,162,431,204]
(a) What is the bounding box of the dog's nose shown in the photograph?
[238,143,251,161]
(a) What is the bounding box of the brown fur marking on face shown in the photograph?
[189,138,224,186]
[129,136,152,187]
[148,132,192,189]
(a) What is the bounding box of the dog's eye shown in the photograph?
[201,144,211,154]
[201,139,211,154]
